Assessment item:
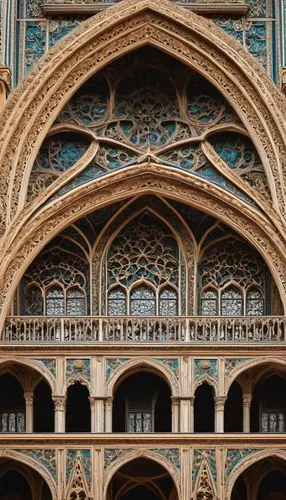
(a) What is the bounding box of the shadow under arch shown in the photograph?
[106,356,180,398]
[226,449,286,500]
[92,194,195,314]
[0,357,56,393]
[0,449,57,499]
[104,449,180,499]
[225,356,286,394]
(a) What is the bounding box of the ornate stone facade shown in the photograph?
[0,0,286,498]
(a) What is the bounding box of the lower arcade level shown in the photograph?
[0,348,285,499]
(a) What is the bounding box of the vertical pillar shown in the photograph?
[180,397,194,432]
[0,67,11,109]
[105,397,113,432]
[190,396,194,433]
[53,395,66,432]
[215,396,226,433]
[90,397,105,432]
[243,393,252,433]
[172,397,180,432]
[24,392,33,433]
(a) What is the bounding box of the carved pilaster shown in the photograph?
[52,395,66,432]
[0,66,11,108]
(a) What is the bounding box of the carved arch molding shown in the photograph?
[0,0,286,231]
[0,168,286,332]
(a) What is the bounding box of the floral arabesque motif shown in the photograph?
[107,211,179,288]
[17,449,57,479]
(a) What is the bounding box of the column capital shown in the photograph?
[243,393,252,405]
[52,395,66,411]
[215,396,227,410]
[24,392,33,405]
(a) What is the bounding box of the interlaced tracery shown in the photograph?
[21,248,89,315]
[27,133,90,201]
[26,49,268,207]
[199,236,266,316]
[107,211,180,316]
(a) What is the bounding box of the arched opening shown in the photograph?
[0,374,25,432]
[33,380,54,432]
[231,456,286,500]
[0,458,53,499]
[251,374,286,432]
[112,372,171,432]
[224,381,243,432]
[66,383,91,432]
[194,382,215,432]
[106,457,178,500]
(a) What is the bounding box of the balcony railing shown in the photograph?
[2,316,286,343]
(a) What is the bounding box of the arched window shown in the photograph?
[108,286,127,316]
[159,287,178,316]
[221,286,243,316]
[246,286,264,316]
[66,287,86,316]
[24,284,43,315]
[46,285,64,316]
[130,285,156,316]
[201,288,218,316]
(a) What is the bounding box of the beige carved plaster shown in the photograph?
[103,448,180,497]
[0,168,286,332]
[0,449,57,499]
[91,195,195,314]
[225,449,286,500]
[105,356,180,398]
[0,0,285,233]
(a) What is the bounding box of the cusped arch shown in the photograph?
[106,357,180,398]
[226,449,286,500]
[194,376,218,396]
[0,357,56,392]
[104,448,180,497]
[0,167,286,330]
[1,0,286,232]
[92,194,195,314]
[0,449,57,499]
[225,356,286,394]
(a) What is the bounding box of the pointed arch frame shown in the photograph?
[0,0,286,231]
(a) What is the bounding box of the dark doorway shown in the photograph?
[251,375,286,432]
[224,381,243,432]
[34,380,54,432]
[66,382,91,432]
[113,372,171,432]
[194,382,214,432]
[0,374,25,432]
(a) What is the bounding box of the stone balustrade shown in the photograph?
[3,315,286,343]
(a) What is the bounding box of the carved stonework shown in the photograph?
[224,358,251,377]
[106,358,130,379]
[35,358,56,378]
[66,451,91,498]
[224,448,257,479]
[193,450,217,483]
[66,359,91,386]
[193,460,216,499]
[17,449,57,479]
[104,448,133,469]
[194,359,217,381]
[151,448,180,469]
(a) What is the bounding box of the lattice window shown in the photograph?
[128,412,152,432]
[21,246,89,315]
[199,236,266,316]
[0,411,25,432]
[221,285,243,316]
[261,411,285,432]
[107,211,180,316]
[46,285,65,316]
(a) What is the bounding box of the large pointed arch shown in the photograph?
[0,0,286,234]
[0,166,286,333]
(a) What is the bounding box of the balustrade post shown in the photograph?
[171,397,180,432]
[53,395,66,432]
[243,393,252,433]
[215,396,226,433]
[185,318,190,342]
[105,397,113,432]
[99,318,103,342]
[24,392,33,433]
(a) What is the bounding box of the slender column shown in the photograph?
[243,393,252,433]
[24,392,33,433]
[190,396,194,433]
[172,397,180,432]
[180,397,194,433]
[52,395,66,432]
[105,397,113,432]
[215,396,226,433]
[89,396,105,433]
